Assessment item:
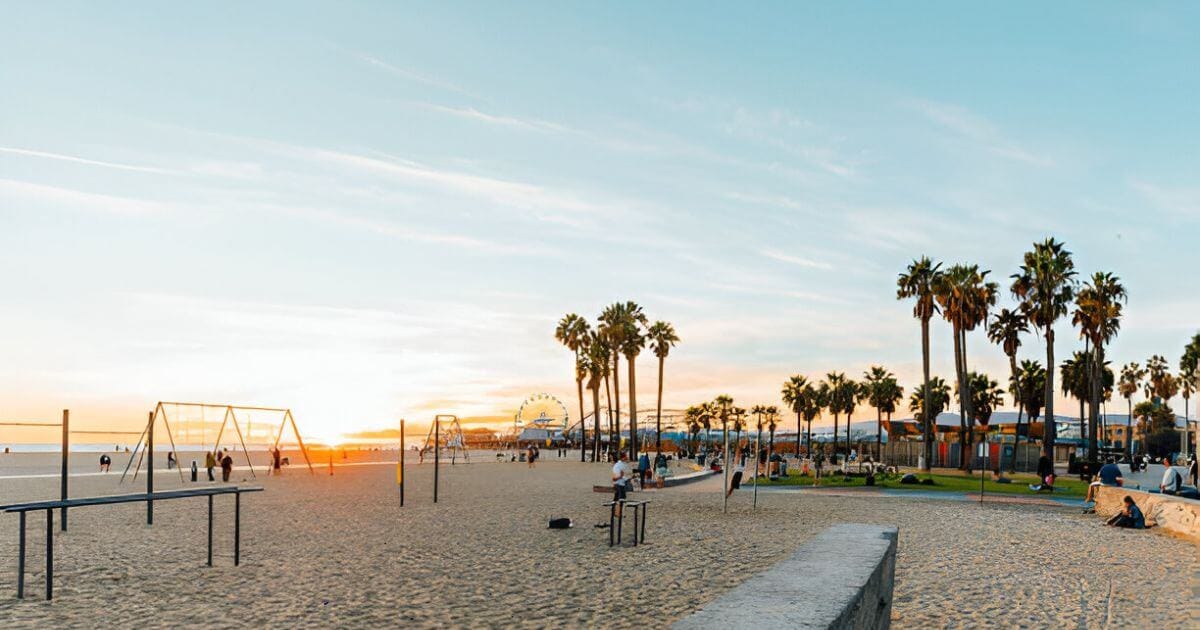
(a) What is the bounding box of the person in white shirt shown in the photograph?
[1160,461,1183,495]
[612,452,632,517]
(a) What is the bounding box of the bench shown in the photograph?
[602,499,649,547]
[1,485,263,600]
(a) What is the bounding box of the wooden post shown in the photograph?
[722,422,729,514]
[147,410,154,525]
[45,508,53,600]
[61,409,68,531]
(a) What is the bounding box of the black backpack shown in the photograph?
[548,518,572,529]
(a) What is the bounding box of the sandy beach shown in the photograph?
[0,450,1197,628]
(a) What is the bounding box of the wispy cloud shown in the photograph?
[0,179,169,215]
[761,248,834,270]
[420,103,569,133]
[355,52,477,99]
[1130,179,1200,219]
[907,99,1054,167]
[0,146,175,174]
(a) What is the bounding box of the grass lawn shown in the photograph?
[754,468,1088,498]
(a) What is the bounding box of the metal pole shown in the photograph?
[753,421,760,510]
[234,492,241,566]
[17,512,26,598]
[147,410,154,525]
[329,449,333,476]
[980,438,985,503]
[61,409,68,531]
[207,495,213,566]
[439,415,444,504]
[399,419,405,507]
[722,422,729,514]
[45,508,53,600]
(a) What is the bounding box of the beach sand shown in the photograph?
[0,450,1196,627]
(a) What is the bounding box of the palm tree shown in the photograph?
[555,314,592,462]
[766,406,779,457]
[1012,238,1077,460]
[1183,334,1200,452]
[731,406,747,449]
[712,394,734,458]
[781,375,810,456]
[1118,362,1145,459]
[1060,352,1090,435]
[805,383,826,456]
[988,307,1029,450]
[582,343,606,462]
[821,373,847,463]
[879,376,904,462]
[864,366,896,461]
[1073,272,1127,460]
[698,403,715,450]
[1013,360,1046,461]
[647,321,679,453]
[684,405,703,453]
[898,256,943,471]
[936,264,998,470]
[909,377,951,430]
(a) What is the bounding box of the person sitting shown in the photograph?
[1085,458,1124,506]
[990,469,1011,484]
[1160,461,1184,496]
[1028,472,1056,492]
[1105,495,1145,529]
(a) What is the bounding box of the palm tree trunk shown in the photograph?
[796,410,802,456]
[876,407,883,464]
[961,327,975,472]
[612,351,621,458]
[1088,344,1101,461]
[592,384,602,462]
[953,325,967,471]
[1009,354,1022,473]
[655,356,664,453]
[576,354,586,463]
[921,317,933,471]
[627,354,637,460]
[833,412,840,466]
[604,372,614,457]
[1043,328,1056,461]
[1126,398,1133,460]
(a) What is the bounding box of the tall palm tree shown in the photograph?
[647,321,679,453]
[864,366,896,461]
[821,373,847,463]
[1060,352,1090,433]
[555,314,592,462]
[781,375,810,456]
[1012,238,1077,460]
[841,378,862,462]
[1073,271,1127,460]
[712,394,734,458]
[766,405,779,457]
[805,383,826,456]
[1183,334,1200,452]
[879,377,904,462]
[988,308,1029,449]
[1118,362,1145,459]
[936,264,998,470]
[898,256,943,471]
[584,341,607,462]
[684,405,703,453]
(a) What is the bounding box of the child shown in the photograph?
[1105,495,1145,529]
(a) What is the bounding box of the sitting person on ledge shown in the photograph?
[1105,495,1145,529]
[1028,471,1056,492]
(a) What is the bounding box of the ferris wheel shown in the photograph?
[515,393,569,430]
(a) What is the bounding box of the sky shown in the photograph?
[2,2,1199,443]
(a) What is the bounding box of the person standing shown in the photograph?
[205,450,216,481]
[611,452,632,518]
[637,452,651,488]
[726,458,745,497]
[99,453,111,472]
[220,451,233,482]
[272,447,282,475]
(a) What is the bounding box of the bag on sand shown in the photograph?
[548,518,573,529]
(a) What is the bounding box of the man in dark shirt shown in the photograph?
[1085,458,1123,506]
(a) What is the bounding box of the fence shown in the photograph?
[878,440,1043,473]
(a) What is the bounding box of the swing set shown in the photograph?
[121,401,316,483]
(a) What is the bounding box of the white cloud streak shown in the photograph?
[0,178,169,215]
[0,146,175,174]
[761,248,834,270]
[907,99,1055,167]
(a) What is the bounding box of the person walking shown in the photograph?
[220,451,233,482]
[205,450,216,481]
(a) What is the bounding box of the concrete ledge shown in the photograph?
[591,469,718,493]
[673,523,899,629]
[1095,486,1200,542]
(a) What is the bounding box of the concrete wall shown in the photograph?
[1095,486,1200,542]
[673,524,899,629]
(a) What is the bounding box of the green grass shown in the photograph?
[753,469,1088,498]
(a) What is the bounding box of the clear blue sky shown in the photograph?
[2,2,1198,439]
